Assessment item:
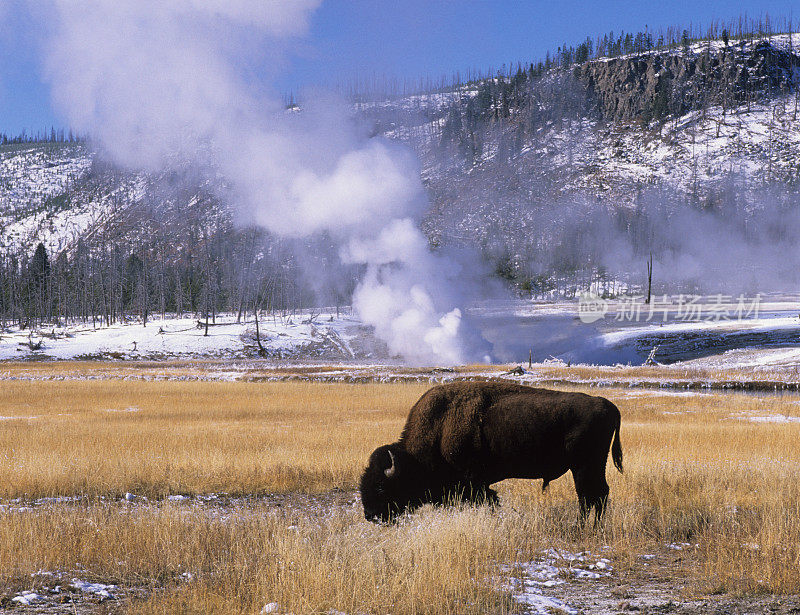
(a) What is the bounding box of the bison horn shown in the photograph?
[384,449,396,478]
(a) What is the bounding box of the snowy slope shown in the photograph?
[364,34,800,211]
[0,143,95,253]
[0,143,89,205]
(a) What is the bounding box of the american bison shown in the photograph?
[360,381,622,524]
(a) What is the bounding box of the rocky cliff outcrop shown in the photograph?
[578,40,800,122]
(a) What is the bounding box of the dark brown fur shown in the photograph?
[360,381,622,524]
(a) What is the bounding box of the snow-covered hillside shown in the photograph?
[0,143,89,205]
[361,33,800,208]
[3,34,800,259]
[0,143,196,255]
[0,143,97,253]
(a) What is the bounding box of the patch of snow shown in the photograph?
[12,591,44,605]
[208,371,241,382]
[70,579,116,599]
[513,589,578,615]
[666,542,697,550]
[733,413,800,424]
[508,549,612,614]
[600,316,800,348]
[613,390,709,398]
[37,496,80,505]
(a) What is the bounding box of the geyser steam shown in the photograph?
[28,0,490,365]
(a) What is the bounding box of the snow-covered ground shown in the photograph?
[729,411,800,424]
[3,297,800,368]
[0,312,363,361]
[596,314,800,366]
[473,295,800,367]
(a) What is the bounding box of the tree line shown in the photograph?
[0,217,359,331]
[335,13,796,103]
[0,127,84,146]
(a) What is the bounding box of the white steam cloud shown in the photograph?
[29,0,490,365]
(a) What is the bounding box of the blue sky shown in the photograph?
[2,0,799,135]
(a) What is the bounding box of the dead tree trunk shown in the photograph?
[254,308,266,356]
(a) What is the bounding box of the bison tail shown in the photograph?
[611,404,623,474]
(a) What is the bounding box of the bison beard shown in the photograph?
[360,381,623,525]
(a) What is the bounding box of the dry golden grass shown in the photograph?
[2,503,527,614]
[0,380,430,498]
[1,377,800,612]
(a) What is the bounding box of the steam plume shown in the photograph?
[28,0,490,365]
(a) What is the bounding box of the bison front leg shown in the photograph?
[572,467,610,528]
[466,483,499,508]
[482,485,500,508]
[447,481,499,509]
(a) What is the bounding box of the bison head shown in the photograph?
[359,444,417,523]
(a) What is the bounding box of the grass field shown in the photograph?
[1,377,799,613]
[0,380,426,498]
